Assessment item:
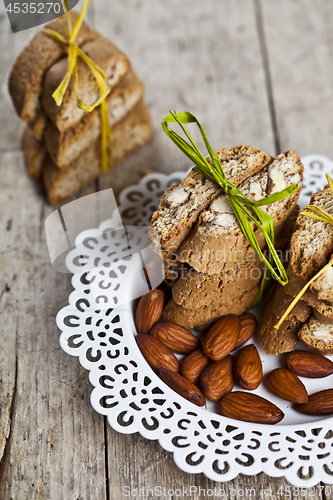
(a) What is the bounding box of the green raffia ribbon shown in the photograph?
[44,0,113,173]
[161,111,298,306]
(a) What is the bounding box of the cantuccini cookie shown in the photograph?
[290,185,333,281]
[42,100,152,205]
[161,249,184,288]
[284,266,333,325]
[178,151,303,275]
[149,146,272,253]
[258,284,311,355]
[267,259,333,329]
[274,204,300,255]
[281,185,333,324]
[310,255,333,305]
[21,126,45,179]
[30,109,48,141]
[160,286,259,332]
[259,183,333,354]
[42,31,129,132]
[8,11,93,123]
[44,69,144,168]
[171,258,264,310]
[298,316,333,355]
[167,205,299,295]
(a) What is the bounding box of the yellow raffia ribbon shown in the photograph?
[44,0,113,172]
[275,173,333,330]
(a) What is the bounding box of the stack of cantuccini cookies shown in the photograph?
[260,184,333,355]
[9,11,152,205]
[149,146,304,331]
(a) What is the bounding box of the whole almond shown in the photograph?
[202,315,240,361]
[159,367,206,407]
[135,289,164,334]
[150,322,201,354]
[233,313,257,350]
[294,389,333,415]
[265,368,308,404]
[234,344,262,390]
[219,391,284,424]
[180,349,210,385]
[200,355,234,401]
[136,334,179,373]
[286,350,333,378]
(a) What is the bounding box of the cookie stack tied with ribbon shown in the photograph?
[9,5,152,205]
[260,180,333,355]
[149,112,304,331]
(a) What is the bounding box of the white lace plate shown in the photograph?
[56,154,333,486]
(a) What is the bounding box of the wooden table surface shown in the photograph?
[1,0,333,498]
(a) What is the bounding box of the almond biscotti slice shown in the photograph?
[290,185,333,281]
[258,185,333,356]
[44,70,144,168]
[281,183,333,320]
[282,250,333,325]
[310,255,333,305]
[258,284,311,355]
[273,260,333,327]
[161,248,184,287]
[259,256,333,355]
[149,146,272,253]
[274,204,300,255]
[42,31,130,133]
[21,126,45,179]
[8,11,93,123]
[160,287,258,332]
[178,151,303,275]
[172,258,264,310]
[42,100,152,205]
[30,109,48,141]
[298,316,333,355]
[167,204,300,294]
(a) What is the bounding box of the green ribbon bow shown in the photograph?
[161,111,298,306]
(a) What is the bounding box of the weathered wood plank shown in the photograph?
[0,152,107,500]
[100,0,324,496]
[96,0,276,197]
[0,4,108,499]
[0,0,93,152]
[259,0,333,492]
[94,0,319,498]
[0,160,18,466]
[260,0,333,158]
[105,429,324,500]
[0,0,331,497]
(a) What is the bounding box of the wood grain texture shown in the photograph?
[0,153,107,500]
[259,1,333,495]
[0,0,331,498]
[105,427,324,499]
[0,156,17,469]
[260,0,333,158]
[0,4,107,499]
[96,0,276,198]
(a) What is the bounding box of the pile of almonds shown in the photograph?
[135,288,333,425]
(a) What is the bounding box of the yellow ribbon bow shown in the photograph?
[44,0,113,173]
[275,173,333,330]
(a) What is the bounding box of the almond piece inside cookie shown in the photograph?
[209,197,237,227]
[166,187,190,206]
[249,181,264,201]
[177,150,303,275]
[298,316,333,355]
[149,146,273,253]
[268,158,302,195]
